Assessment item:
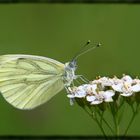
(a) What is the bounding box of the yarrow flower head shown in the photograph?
[67,75,140,105]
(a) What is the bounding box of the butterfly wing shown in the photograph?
[0,54,65,110]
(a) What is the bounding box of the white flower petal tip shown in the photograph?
[91,100,103,105]
[120,93,133,97]
[104,98,113,102]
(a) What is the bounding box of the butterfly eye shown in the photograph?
[69,60,77,69]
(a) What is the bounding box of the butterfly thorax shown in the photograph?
[63,61,77,86]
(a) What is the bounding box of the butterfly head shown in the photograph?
[68,59,77,71]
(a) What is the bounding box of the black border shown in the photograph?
[0,136,140,139]
[0,0,139,139]
[0,0,140,3]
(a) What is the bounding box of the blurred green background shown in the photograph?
[0,4,140,136]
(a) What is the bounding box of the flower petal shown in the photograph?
[75,91,86,98]
[102,90,115,98]
[86,95,96,102]
[77,85,86,91]
[112,77,122,85]
[87,84,97,91]
[100,77,113,86]
[112,84,123,92]
[122,75,133,84]
[131,84,140,92]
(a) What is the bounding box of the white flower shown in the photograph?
[101,90,115,102]
[112,75,140,97]
[122,75,133,84]
[86,84,97,94]
[67,84,90,99]
[67,86,87,105]
[74,85,87,98]
[112,83,124,93]
[133,78,140,84]
[86,90,115,105]
[92,77,113,88]
[67,75,140,106]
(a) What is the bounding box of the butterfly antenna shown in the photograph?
[71,40,101,62]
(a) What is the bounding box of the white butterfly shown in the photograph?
[0,41,100,110]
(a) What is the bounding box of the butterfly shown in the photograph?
[0,41,100,110]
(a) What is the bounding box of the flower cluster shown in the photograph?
[67,75,140,105]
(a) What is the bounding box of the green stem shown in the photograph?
[124,104,139,136]
[109,103,119,136]
[100,111,104,125]
[118,103,125,125]
[93,112,108,139]
[103,117,115,135]
[82,107,108,139]
[97,110,115,134]
[118,97,125,110]
[113,112,119,136]
[83,106,93,117]
[124,112,136,136]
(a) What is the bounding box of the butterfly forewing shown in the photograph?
[0,55,65,110]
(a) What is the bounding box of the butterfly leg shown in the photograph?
[75,79,82,85]
[70,98,74,105]
[64,86,75,105]
[76,75,89,83]
[64,86,70,94]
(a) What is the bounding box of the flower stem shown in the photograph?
[123,104,139,136]
[97,110,115,134]
[82,107,108,139]
[109,103,119,136]
[112,112,119,136]
[93,112,108,139]
[124,112,136,136]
